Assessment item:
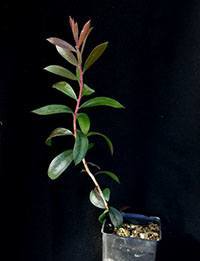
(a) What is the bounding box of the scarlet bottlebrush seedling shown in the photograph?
[32,17,125,228]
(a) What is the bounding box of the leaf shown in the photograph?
[76,49,82,65]
[76,67,80,79]
[87,131,113,155]
[73,130,89,165]
[74,22,79,45]
[77,113,90,134]
[44,65,77,80]
[32,104,73,115]
[45,128,73,146]
[109,207,123,228]
[95,171,120,184]
[88,142,95,151]
[80,97,124,109]
[69,17,78,45]
[47,37,76,52]
[98,210,109,224]
[103,188,110,202]
[81,27,93,54]
[89,188,110,209]
[82,84,95,96]
[69,16,75,34]
[84,42,109,72]
[87,162,101,170]
[48,150,73,180]
[78,20,91,48]
[56,46,78,66]
[53,81,77,100]
[89,188,105,209]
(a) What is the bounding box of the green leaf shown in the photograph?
[88,142,95,151]
[53,81,77,100]
[82,84,95,96]
[84,42,108,72]
[103,188,110,202]
[32,104,73,115]
[76,67,80,79]
[48,150,73,180]
[95,171,120,184]
[56,46,78,66]
[88,131,113,155]
[98,209,109,224]
[73,131,89,165]
[80,97,124,109]
[44,65,77,80]
[89,188,110,209]
[45,128,73,146]
[77,113,90,134]
[109,207,123,228]
[89,188,105,209]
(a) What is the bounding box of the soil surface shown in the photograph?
[114,222,160,241]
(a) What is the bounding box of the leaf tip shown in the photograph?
[31,109,38,114]
[46,37,53,44]
[48,171,56,180]
[45,138,52,146]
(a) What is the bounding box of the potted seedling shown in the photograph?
[32,17,161,261]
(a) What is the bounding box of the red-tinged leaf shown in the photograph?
[78,20,91,48]
[81,27,93,54]
[69,17,78,45]
[74,22,79,45]
[69,16,75,32]
[47,37,76,52]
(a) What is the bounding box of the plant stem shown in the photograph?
[73,61,109,211]
[82,158,109,210]
[73,64,83,137]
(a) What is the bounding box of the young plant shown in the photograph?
[32,17,124,228]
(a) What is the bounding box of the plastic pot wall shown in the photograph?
[102,213,161,261]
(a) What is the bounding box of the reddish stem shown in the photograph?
[73,55,109,211]
[73,65,84,137]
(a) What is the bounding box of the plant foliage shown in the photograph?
[32,17,125,228]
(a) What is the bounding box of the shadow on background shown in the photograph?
[157,234,200,260]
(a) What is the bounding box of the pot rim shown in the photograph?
[101,212,162,242]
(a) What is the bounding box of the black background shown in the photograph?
[1,0,200,260]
